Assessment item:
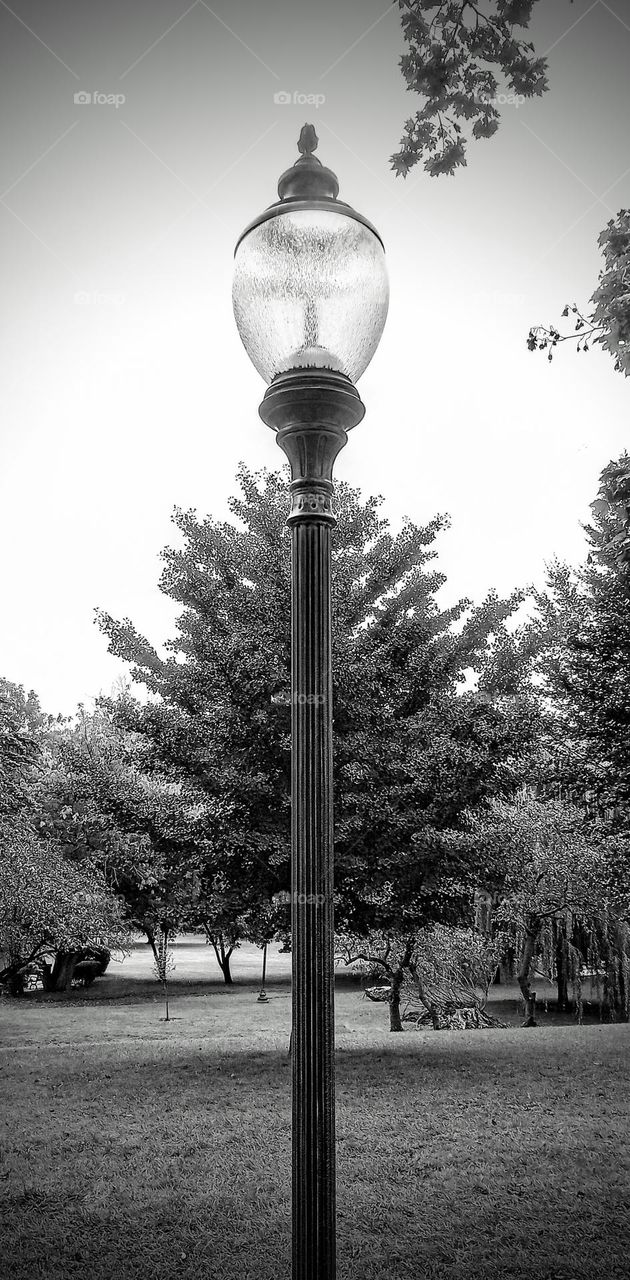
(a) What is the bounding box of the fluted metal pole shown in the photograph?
[259,369,365,1280]
[290,512,335,1278]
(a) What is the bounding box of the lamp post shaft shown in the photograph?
[291,513,336,1280]
[259,370,365,1280]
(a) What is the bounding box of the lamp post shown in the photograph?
[257,941,269,1003]
[232,124,388,1280]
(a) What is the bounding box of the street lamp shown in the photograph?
[233,123,388,1280]
[257,940,269,1003]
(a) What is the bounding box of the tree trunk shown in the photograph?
[500,946,516,985]
[517,925,539,1027]
[145,929,158,962]
[603,957,629,1023]
[42,950,81,993]
[388,969,404,1032]
[555,925,569,1012]
[209,933,234,984]
[6,969,25,997]
[619,965,629,1022]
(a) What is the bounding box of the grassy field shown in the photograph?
[1,937,629,1279]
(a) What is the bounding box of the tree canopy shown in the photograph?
[0,678,46,820]
[95,464,541,950]
[391,0,548,178]
[0,818,131,995]
[535,457,630,816]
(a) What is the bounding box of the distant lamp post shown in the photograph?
[257,941,269,1003]
[233,123,388,1280]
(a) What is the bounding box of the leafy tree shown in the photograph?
[35,707,208,959]
[535,463,630,816]
[528,211,630,377]
[0,678,45,820]
[391,0,548,178]
[95,465,542,960]
[590,454,630,571]
[388,6,628,392]
[0,820,130,996]
[196,879,249,984]
[195,878,287,983]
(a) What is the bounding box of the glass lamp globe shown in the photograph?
[233,125,388,385]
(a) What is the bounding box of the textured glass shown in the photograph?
[233,208,388,384]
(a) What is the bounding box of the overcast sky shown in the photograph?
[1,0,629,716]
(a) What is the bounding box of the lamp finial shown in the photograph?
[297,124,318,157]
[277,126,339,201]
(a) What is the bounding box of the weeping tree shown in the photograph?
[467,796,618,1026]
[530,463,630,1019]
[585,833,630,1021]
[593,915,630,1022]
[337,922,503,1032]
[406,925,504,1029]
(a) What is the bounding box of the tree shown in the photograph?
[35,707,209,959]
[196,879,247,984]
[391,0,548,178]
[95,465,542,958]
[195,879,287,984]
[531,464,630,1018]
[406,924,503,1027]
[0,678,45,821]
[387,9,629,383]
[336,928,419,1031]
[528,211,630,377]
[534,463,630,816]
[466,795,618,1025]
[0,820,131,996]
[337,921,502,1031]
[590,454,630,571]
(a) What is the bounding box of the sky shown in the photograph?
[1,0,629,717]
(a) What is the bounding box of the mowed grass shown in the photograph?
[1,940,629,1279]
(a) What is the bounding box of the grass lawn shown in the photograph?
[1,938,629,1279]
